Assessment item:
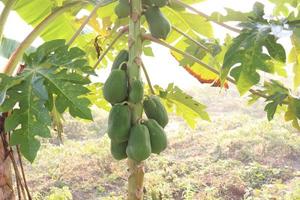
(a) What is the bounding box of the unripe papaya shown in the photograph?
[143,119,167,154]
[115,0,130,19]
[129,79,144,103]
[111,140,128,160]
[144,6,171,40]
[103,69,128,104]
[111,50,129,71]
[126,124,151,162]
[143,95,169,127]
[108,104,131,143]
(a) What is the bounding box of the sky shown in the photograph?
[0,0,288,90]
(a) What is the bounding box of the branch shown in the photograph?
[92,26,128,69]
[2,0,87,75]
[67,0,117,46]
[0,0,17,43]
[142,33,270,100]
[172,26,210,53]
[171,0,241,33]
[141,61,155,95]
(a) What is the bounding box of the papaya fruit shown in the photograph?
[108,104,131,143]
[103,69,128,104]
[115,0,130,19]
[129,79,144,103]
[126,124,152,162]
[143,95,169,127]
[111,140,128,160]
[143,119,167,154]
[111,50,129,71]
[144,6,171,40]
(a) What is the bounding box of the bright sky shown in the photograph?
[0,0,287,90]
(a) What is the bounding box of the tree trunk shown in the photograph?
[0,116,15,200]
[127,0,144,199]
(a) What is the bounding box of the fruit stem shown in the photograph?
[142,33,274,101]
[2,1,86,75]
[0,0,17,44]
[141,61,155,95]
[127,0,145,199]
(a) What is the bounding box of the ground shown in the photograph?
[24,87,300,200]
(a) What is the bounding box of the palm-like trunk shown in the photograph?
[0,116,14,200]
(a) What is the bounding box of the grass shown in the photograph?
[23,88,300,199]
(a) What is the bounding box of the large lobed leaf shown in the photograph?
[0,40,93,162]
[156,83,210,128]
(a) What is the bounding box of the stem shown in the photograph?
[141,62,155,95]
[143,33,271,100]
[171,0,241,33]
[2,0,87,75]
[0,0,17,43]
[127,0,145,200]
[17,146,31,200]
[67,0,117,46]
[172,26,210,52]
[92,26,128,69]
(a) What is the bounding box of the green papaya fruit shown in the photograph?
[144,6,171,40]
[129,79,144,103]
[126,124,152,162]
[103,69,128,104]
[115,0,130,19]
[108,104,131,143]
[143,119,167,154]
[111,140,128,160]
[142,0,167,7]
[111,50,129,71]
[143,95,169,127]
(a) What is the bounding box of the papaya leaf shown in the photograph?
[285,96,300,131]
[0,37,35,59]
[0,40,93,162]
[221,23,286,95]
[289,30,300,89]
[86,83,111,111]
[156,83,210,129]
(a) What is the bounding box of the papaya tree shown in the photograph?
[0,0,300,199]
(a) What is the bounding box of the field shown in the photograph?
[24,87,300,200]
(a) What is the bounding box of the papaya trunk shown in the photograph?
[127,0,144,199]
[0,116,14,200]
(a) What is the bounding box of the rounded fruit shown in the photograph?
[143,95,169,127]
[143,119,167,154]
[111,140,128,160]
[103,69,128,104]
[144,6,171,40]
[129,79,144,103]
[107,104,131,143]
[126,124,152,162]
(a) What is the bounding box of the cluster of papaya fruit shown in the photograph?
[103,50,169,162]
[115,0,171,40]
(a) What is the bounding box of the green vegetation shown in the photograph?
[26,88,300,199]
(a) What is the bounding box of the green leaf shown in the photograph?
[0,40,94,162]
[157,83,210,128]
[41,71,92,120]
[264,93,288,121]
[3,75,51,162]
[289,30,300,89]
[86,83,111,111]
[0,37,35,59]
[221,24,286,94]
[285,96,300,131]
